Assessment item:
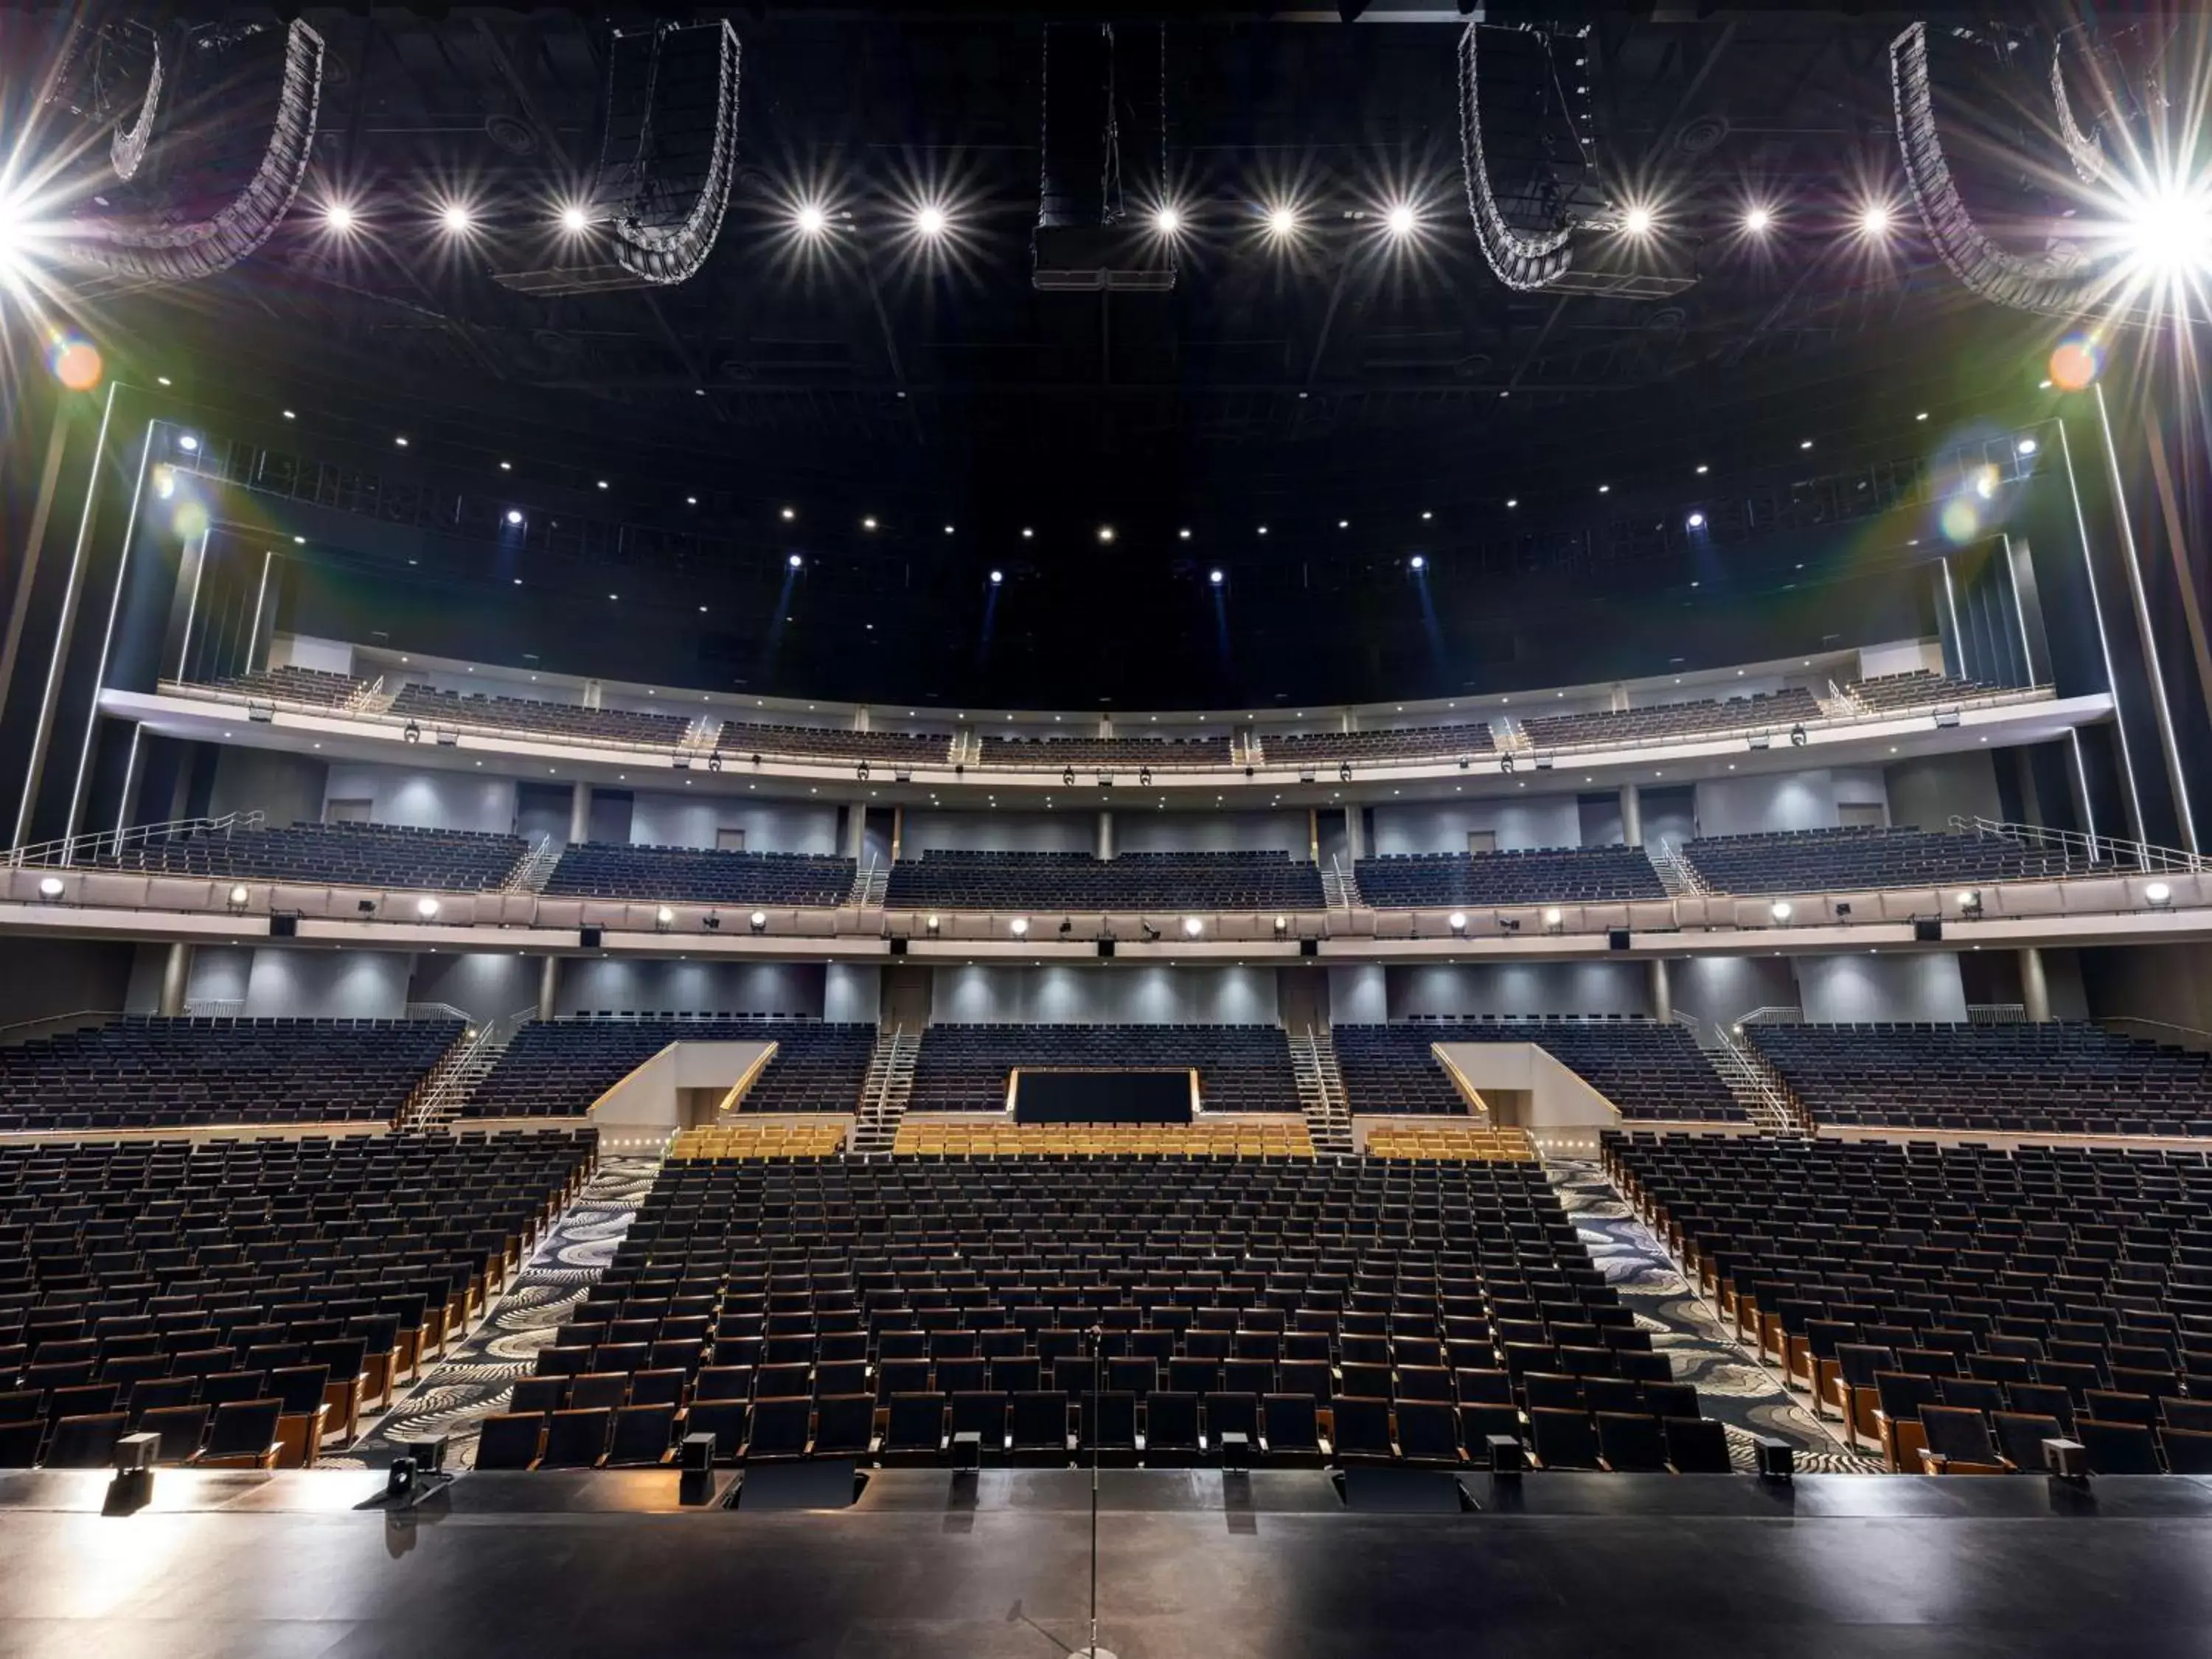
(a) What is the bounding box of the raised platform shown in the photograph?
[4,1467,2209,1656]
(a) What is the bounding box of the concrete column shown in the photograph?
[567,781,589,844]
[158,942,192,1018]
[1648,957,1674,1025]
[890,806,904,863]
[2020,945,2051,1023]
[848,804,869,861]
[1620,783,1644,848]
[1096,810,1115,860]
[1344,804,1366,860]
[537,955,562,1023]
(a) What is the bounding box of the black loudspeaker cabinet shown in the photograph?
[1300,938,1320,958]
[269,914,298,939]
[1607,928,1631,951]
[888,937,908,956]
[1913,917,1944,943]
[1096,939,1116,959]
[580,925,604,948]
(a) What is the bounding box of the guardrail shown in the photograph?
[9,811,265,871]
[1950,814,2211,876]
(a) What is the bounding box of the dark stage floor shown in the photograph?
[4,1467,2211,1658]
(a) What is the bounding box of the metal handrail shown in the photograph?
[1948,813,2210,875]
[1966,1003,2027,1025]
[403,1001,475,1026]
[2103,1016,2212,1051]
[10,810,265,870]
[0,1009,119,1046]
[1733,1006,1802,1028]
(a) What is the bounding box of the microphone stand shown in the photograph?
[1085,1321,1113,1659]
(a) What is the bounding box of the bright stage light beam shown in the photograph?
[1153,203,1184,236]
[1265,203,1299,239]
[1385,202,1418,238]
[1858,203,1894,239]
[1621,204,1655,237]
[914,203,947,239]
[1743,205,1773,235]
[794,202,829,237]
[437,201,475,235]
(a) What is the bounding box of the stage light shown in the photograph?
[1743,205,1773,234]
[749,910,768,933]
[1955,889,1982,916]
[437,201,475,235]
[320,198,359,235]
[655,905,675,926]
[1789,724,1808,748]
[403,722,421,744]
[227,884,250,909]
[1010,917,1029,937]
[37,877,63,900]
[1857,203,1893,238]
[2121,181,2212,276]
[2017,437,2038,456]
[1338,762,1352,784]
[176,434,199,453]
[787,553,804,569]
[505,509,524,526]
[1138,767,1153,787]
[1409,554,1425,571]
[1543,907,1563,928]
[395,436,409,448]
[49,338,103,393]
[416,897,440,919]
[780,506,796,521]
[1153,203,1183,236]
[794,202,829,237]
[1770,901,1792,922]
[1273,917,1288,936]
[1621,203,1655,237]
[1265,204,1299,239]
[989,569,1003,585]
[1448,912,1467,935]
[558,204,591,234]
[1208,568,1225,587]
[2147,881,2174,907]
[1062,768,1076,787]
[914,203,947,239]
[1384,202,1417,237]
[1686,512,1706,529]
[925,914,942,933]
[1182,917,1203,938]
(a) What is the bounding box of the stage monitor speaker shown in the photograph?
[888,937,908,956]
[1096,939,1116,959]
[1607,928,1631,951]
[580,925,603,948]
[1914,918,1944,943]
[1341,1464,1469,1513]
[269,914,298,939]
[737,1459,861,1510]
[1300,938,1319,958]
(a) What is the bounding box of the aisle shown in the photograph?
[340,1154,661,1469]
[1548,1158,1881,1471]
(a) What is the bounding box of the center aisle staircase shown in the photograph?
[410,1009,532,1130]
[1292,1027,1356,1156]
[850,1025,919,1156]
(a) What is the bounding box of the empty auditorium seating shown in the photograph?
[463,1018,874,1119]
[714,720,952,765]
[1332,1026,1471,1116]
[1264,723,1495,766]
[543,843,856,906]
[979,734,1232,768]
[197,666,365,708]
[392,684,693,748]
[0,1128,593,1468]
[1402,1018,1741,1122]
[0,1015,463,1133]
[587,1152,1707,1469]
[906,1026,1302,1114]
[1845,670,2024,713]
[885,850,1323,911]
[1606,1131,2212,1472]
[1680,827,2090,894]
[88,820,530,891]
[1354,845,1665,908]
[1746,1022,2212,1135]
[669,1123,848,1161]
[1363,1124,1537,1162]
[892,1121,1314,1158]
[1520,688,1820,751]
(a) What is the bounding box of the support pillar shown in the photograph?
[1648,957,1674,1025]
[848,803,869,862]
[1344,804,1366,861]
[158,942,192,1018]
[2020,945,2052,1023]
[1096,810,1115,860]
[567,781,589,845]
[538,955,562,1023]
[1620,783,1644,848]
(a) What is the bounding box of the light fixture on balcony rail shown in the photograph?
[1543,907,1563,931]
[1138,767,1152,788]
[1770,900,1793,922]
[37,877,64,900]
[403,722,421,744]
[226,884,251,911]
[2146,881,2174,907]
[1062,767,1076,787]
[416,897,440,919]
[1500,754,1516,775]
[1749,732,1772,751]
[1182,917,1203,938]
[925,914,941,933]
[1497,917,1522,933]
[749,911,768,934]
[1955,889,1982,917]
[1009,917,1029,937]
[1273,916,1289,937]
[856,762,870,782]
[655,906,676,931]
[1448,912,1467,936]
[1789,725,1808,748]
[702,914,721,931]
[1338,762,1353,784]
[706,751,723,773]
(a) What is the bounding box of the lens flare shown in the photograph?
[1940,499,1980,543]
[172,500,210,541]
[2048,337,2100,393]
[46,336,101,392]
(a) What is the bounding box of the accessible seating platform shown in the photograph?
[1363,1124,1537,1162]
[1400,1017,1742,1123]
[885,849,1324,911]
[0,1128,594,1470]
[1354,846,1666,908]
[482,1153,1717,1472]
[1746,1021,2212,1135]
[1607,1130,2212,1474]
[891,1119,1314,1158]
[0,1015,464,1133]
[89,820,530,891]
[543,843,856,906]
[908,1026,1302,1114]
[465,1018,875,1119]
[1680,826,2093,895]
[669,1122,849,1161]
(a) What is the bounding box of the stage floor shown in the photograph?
[4,1467,2211,1658]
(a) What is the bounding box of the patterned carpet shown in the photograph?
[337,1155,658,1470]
[1549,1159,1882,1472]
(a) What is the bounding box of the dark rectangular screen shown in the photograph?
[1012,1068,1194,1124]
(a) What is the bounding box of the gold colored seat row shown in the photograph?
[668,1121,849,1161]
[893,1119,1315,1159]
[1364,1123,1538,1163]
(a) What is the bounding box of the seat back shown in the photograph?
[1593,1411,1666,1471]
[605,1403,677,1466]
[1528,1408,1600,1470]
[538,1407,612,1468]
[473,1411,546,1470]
[1662,1415,1731,1473]
[201,1399,282,1462]
[44,1411,127,1469]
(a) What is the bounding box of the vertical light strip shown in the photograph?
[62,417,158,845]
[2067,726,2100,852]
[111,721,144,844]
[13,380,119,851]
[246,548,273,668]
[2052,414,2148,842]
[174,529,212,692]
[2093,380,2197,852]
[1999,534,2037,685]
[1938,557,1964,675]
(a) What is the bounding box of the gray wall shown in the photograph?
[627,792,841,854]
[407,950,540,1030]
[928,964,1279,1026]
[556,959,827,1018]
[1115,812,1310,857]
[1793,951,1968,1023]
[323,762,518,835]
[824,964,880,1026]
[2080,943,2212,1031]
[1884,751,2004,830]
[1576,794,1624,846]
[179,946,417,1018]
[207,747,328,828]
[180,946,254,1008]
[901,811,1093,855]
[1327,964,1388,1025]
[1691,767,1888,838]
[1368,795,1582,857]
[1671,955,1800,1035]
[0,939,135,1024]
[1642,787,1698,850]
[1385,961,1651,1020]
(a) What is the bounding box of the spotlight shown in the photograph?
[1500,754,1516,775]
[925,914,942,933]
[1384,202,1417,237]
[1062,768,1076,787]
[1955,889,1982,916]
[1448,912,1467,935]
[788,553,804,569]
[403,722,421,744]
[857,762,871,782]
[1743,205,1773,234]
[702,914,721,930]
[1010,917,1029,936]
[1686,512,1706,529]
[2122,182,2212,276]
[36,876,63,900]
[1621,204,1655,237]
[862,516,878,531]
[990,570,1004,585]
[1181,917,1203,939]
[706,751,723,773]
[1097,525,1116,544]
[416,897,440,919]
[505,509,524,526]
[781,506,797,522]
[1138,767,1152,788]
[176,434,200,454]
[437,201,475,235]
[558,204,591,233]
[1141,922,1162,942]
[1059,919,1074,937]
[749,911,768,934]
[1498,917,1522,933]
[1338,762,1352,784]
[357,899,375,915]
[914,203,947,239]
[1408,554,1426,571]
[1273,916,1289,936]
[1265,204,1299,238]
[795,202,829,237]
[1542,907,1563,928]
[1789,724,1808,748]
[656,905,675,927]
[1770,901,1792,923]
[2147,881,2174,907]
[1208,568,1225,587]
[322,200,358,234]
[227,884,250,909]
[2016,437,2039,456]
[1152,203,1184,236]
[1857,203,1893,238]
